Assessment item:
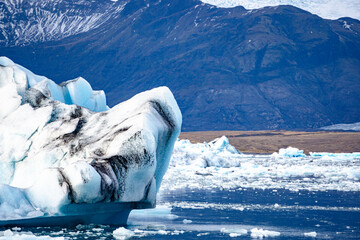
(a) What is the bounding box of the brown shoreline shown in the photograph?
[179,130,360,154]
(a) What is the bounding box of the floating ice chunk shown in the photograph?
[183,219,192,224]
[304,231,317,237]
[113,227,135,240]
[221,228,248,237]
[250,228,280,238]
[129,206,178,220]
[272,147,306,158]
[209,136,240,154]
[310,152,360,159]
[171,136,242,168]
[0,229,64,239]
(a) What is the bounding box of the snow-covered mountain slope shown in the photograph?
[0,0,127,46]
[201,0,360,20]
[0,56,181,219]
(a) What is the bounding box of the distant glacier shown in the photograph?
[201,0,360,20]
[321,122,360,131]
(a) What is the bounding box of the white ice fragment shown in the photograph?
[250,228,280,238]
[129,206,178,220]
[113,227,135,240]
[304,231,317,237]
[221,228,248,237]
[272,147,306,158]
[183,219,192,224]
[3,230,13,237]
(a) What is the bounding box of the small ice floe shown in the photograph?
[271,147,306,158]
[128,205,178,220]
[0,229,64,239]
[220,228,248,237]
[113,226,184,239]
[250,228,281,238]
[183,219,192,224]
[172,136,242,168]
[113,227,135,240]
[304,231,317,237]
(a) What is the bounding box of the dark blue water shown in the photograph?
[1,188,359,239]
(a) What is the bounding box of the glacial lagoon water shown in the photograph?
[1,188,359,239]
[1,143,359,239]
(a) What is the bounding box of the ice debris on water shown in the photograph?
[304,231,317,237]
[250,228,281,238]
[161,138,360,192]
[128,206,179,221]
[0,56,182,219]
[221,228,248,237]
[113,227,135,240]
[171,136,242,168]
[113,227,184,239]
[271,147,306,158]
[182,219,192,224]
[0,229,64,239]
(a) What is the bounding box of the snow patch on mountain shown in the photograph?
[200,0,360,20]
[0,0,127,46]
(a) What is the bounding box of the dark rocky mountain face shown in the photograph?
[1,0,360,131]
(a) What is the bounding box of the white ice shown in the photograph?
[304,231,317,237]
[0,229,64,239]
[0,56,108,113]
[221,228,248,237]
[161,138,360,192]
[200,0,360,20]
[271,147,306,158]
[128,206,179,221]
[0,56,181,220]
[321,122,360,131]
[250,228,281,238]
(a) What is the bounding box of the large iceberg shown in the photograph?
[0,57,181,226]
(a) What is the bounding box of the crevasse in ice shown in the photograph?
[0,56,182,219]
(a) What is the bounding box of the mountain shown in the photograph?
[1,0,360,131]
[0,0,125,46]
